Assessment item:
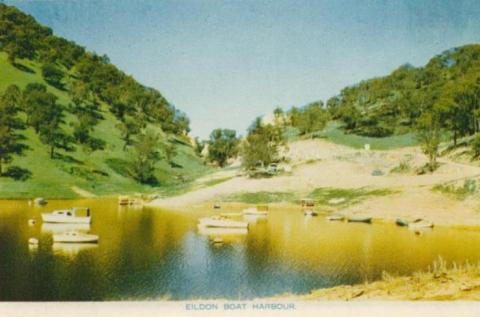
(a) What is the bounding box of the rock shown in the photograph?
[34,197,47,206]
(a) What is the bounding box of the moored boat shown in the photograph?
[198,216,248,229]
[395,218,409,227]
[53,231,99,243]
[347,216,372,223]
[42,208,91,224]
[408,219,434,230]
[242,207,268,216]
[326,214,345,221]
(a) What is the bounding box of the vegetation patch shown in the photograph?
[203,176,234,187]
[220,191,299,204]
[314,123,419,150]
[432,179,477,200]
[307,187,395,206]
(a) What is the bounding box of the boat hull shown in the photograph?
[53,233,98,243]
[347,217,372,223]
[42,214,91,224]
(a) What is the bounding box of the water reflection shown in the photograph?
[52,243,98,257]
[1,198,480,300]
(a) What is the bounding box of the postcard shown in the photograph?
[1,1,480,316]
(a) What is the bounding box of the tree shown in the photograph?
[416,110,442,172]
[69,81,105,152]
[242,120,285,171]
[194,137,206,157]
[207,129,239,167]
[117,115,141,150]
[22,84,73,158]
[41,63,65,89]
[0,85,28,174]
[130,130,160,184]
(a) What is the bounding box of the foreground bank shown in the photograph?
[285,260,480,301]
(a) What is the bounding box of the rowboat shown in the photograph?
[198,216,248,229]
[326,214,345,221]
[408,219,434,230]
[42,207,91,224]
[53,231,99,243]
[395,218,409,227]
[242,207,268,216]
[347,216,372,223]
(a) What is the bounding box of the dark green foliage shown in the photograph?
[242,118,284,171]
[287,101,330,135]
[41,63,64,89]
[0,85,28,174]
[328,45,480,141]
[471,134,480,158]
[130,130,160,184]
[208,129,240,167]
[0,3,189,136]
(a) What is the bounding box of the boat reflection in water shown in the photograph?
[197,224,248,244]
[243,214,268,224]
[41,223,91,234]
[52,243,98,257]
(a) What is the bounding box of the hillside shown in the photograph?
[0,5,210,198]
[326,44,480,140]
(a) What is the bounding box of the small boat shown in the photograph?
[28,237,39,245]
[347,216,372,223]
[53,231,99,243]
[395,218,409,227]
[408,219,434,230]
[219,212,242,217]
[301,198,315,207]
[42,207,91,224]
[34,197,47,206]
[198,216,248,229]
[304,210,318,216]
[28,218,36,226]
[213,203,221,209]
[242,207,268,216]
[326,214,345,221]
[118,195,129,205]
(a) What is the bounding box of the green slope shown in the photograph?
[0,52,212,199]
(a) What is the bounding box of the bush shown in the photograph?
[471,134,480,159]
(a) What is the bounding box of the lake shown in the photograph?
[1,198,480,301]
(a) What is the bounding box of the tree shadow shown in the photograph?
[54,153,84,165]
[3,166,32,181]
[13,62,36,74]
[169,161,183,168]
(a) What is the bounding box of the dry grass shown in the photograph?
[292,258,480,301]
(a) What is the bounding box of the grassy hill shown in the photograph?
[0,52,211,199]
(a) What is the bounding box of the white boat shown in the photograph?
[53,231,99,243]
[326,214,345,221]
[408,219,434,230]
[42,207,91,224]
[242,207,268,216]
[198,216,248,229]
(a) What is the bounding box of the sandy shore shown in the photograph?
[147,139,480,227]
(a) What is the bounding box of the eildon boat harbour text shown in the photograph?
[185,302,296,311]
